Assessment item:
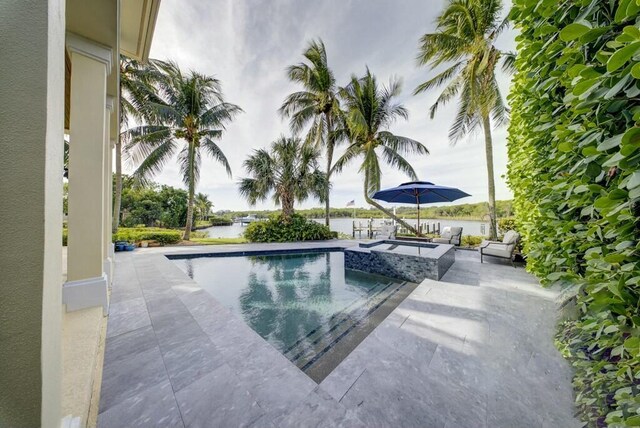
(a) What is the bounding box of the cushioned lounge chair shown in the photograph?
[432,226,463,246]
[479,230,520,267]
[378,224,397,239]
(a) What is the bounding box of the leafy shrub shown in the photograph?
[509,1,640,425]
[497,217,517,234]
[209,216,233,226]
[62,228,68,246]
[461,235,483,248]
[113,227,181,245]
[244,213,333,242]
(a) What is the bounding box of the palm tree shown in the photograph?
[195,192,213,221]
[127,61,242,239]
[333,69,429,235]
[279,39,342,227]
[239,136,327,221]
[414,0,511,239]
[114,56,161,233]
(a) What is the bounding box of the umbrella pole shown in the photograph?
[417,202,421,237]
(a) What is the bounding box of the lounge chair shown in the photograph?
[432,226,463,246]
[378,224,397,239]
[479,230,520,267]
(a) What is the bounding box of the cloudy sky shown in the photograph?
[143,0,517,211]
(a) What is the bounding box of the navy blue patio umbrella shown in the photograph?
[371,181,471,234]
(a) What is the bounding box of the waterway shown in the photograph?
[202,217,490,239]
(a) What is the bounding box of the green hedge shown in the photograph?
[63,227,181,246]
[113,227,181,245]
[461,235,483,248]
[244,213,333,242]
[509,1,640,425]
[209,216,233,226]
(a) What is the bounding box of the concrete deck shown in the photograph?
[97,242,579,427]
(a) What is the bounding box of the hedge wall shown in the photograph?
[508,0,640,426]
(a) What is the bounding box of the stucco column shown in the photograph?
[0,1,65,426]
[64,33,112,313]
[103,97,115,283]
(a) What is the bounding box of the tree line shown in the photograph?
[221,200,513,221]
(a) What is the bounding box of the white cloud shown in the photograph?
[144,0,516,210]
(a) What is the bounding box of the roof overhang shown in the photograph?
[64,0,161,132]
[120,0,161,62]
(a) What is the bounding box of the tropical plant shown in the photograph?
[194,192,213,221]
[414,0,512,240]
[118,180,192,229]
[333,69,429,235]
[509,1,640,425]
[243,213,333,243]
[239,136,327,221]
[126,61,242,239]
[114,56,162,233]
[279,39,343,227]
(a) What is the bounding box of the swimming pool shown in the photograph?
[171,250,416,382]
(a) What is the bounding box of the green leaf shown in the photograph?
[597,134,623,151]
[607,42,640,73]
[560,23,591,41]
[608,189,628,200]
[623,26,640,39]
[573,78,601,96]
[594,197,617,209]
[628,171,640,189]
[624,337,640,354]
[586,163,602,178]
[622,127,640,145]
[604,253,626,263]
[558,142,573,152]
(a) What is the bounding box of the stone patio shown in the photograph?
[97,241,580,427]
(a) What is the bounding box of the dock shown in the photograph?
[353,220,440,238]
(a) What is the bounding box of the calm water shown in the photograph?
[172,251,406,376]
[373,242,436,256]
[203,217,489,238]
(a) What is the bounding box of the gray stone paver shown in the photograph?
[98,241,579,427]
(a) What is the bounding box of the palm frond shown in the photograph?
[429,76,463,119]
[501,51,517,74]
[199,102,243,129]
[131,140,177,183]
[201,137,232,177]
[381,146,418,180]
[414,61,464,95]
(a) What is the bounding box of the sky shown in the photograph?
[143,0,518,211]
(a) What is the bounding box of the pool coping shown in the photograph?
[164,245,347,259]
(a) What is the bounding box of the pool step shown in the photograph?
[280,279,393,357]
[284,280,408,372]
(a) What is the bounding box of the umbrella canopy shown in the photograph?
[371,181,471,235]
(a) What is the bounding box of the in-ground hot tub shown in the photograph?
[344,240,455,282]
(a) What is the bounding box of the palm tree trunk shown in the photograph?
[364,195,420,237]
[482,114,498,240]
[183,142,196,240]
[324,113,334,227]
[282,193,295,222]
[112,140,123,233]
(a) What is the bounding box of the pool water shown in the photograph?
[378,243,433,256]
[172,251,414,381]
